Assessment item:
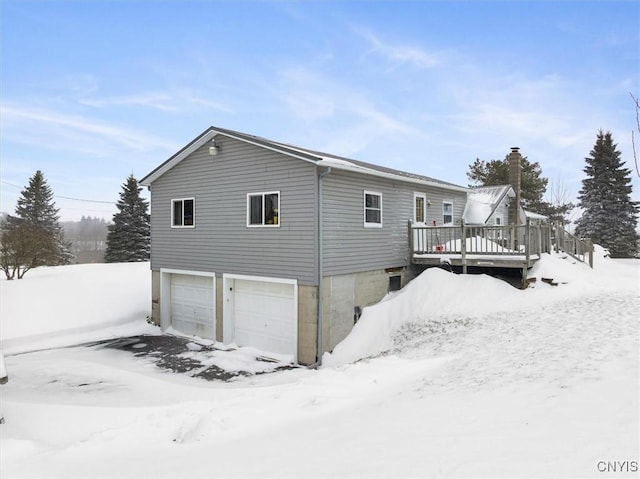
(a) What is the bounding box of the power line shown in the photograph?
[54,195,115,204]
[0,180,115,204]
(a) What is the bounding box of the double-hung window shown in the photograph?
[364,191,382,227]
[442,201,453,225]
[172,198,195,227]
[247,191,280,227]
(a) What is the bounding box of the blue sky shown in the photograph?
[1,0,638,221]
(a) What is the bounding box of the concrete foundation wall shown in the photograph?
[297,285,318,365]
[325,274,355,350]
[322,266,414,352]
[151,270,160,327]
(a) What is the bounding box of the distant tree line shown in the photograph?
[62,216,110,264]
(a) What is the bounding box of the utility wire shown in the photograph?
[0,180,115,204]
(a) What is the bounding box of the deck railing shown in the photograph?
[409,220,591,268]
[553,225,594,267]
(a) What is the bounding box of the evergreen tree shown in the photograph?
[104,175,150,262]
[0,171,72,279]
[575,130,639,257]
[467,155,573,223]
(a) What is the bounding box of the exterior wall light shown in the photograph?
[209,139,220,156]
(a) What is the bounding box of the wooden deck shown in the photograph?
[409,221,593,276]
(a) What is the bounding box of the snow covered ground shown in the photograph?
[1,251,638,478]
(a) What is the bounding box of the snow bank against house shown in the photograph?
[323,268,516,366]
[0,262,155,354]
[323,246,638,366]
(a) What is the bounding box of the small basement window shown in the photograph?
[247,191,280,227]
[389,275,402,292]
[172,198,195,228]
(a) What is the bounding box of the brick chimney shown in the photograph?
[508,147,521,226]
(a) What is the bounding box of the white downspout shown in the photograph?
[317,166,332,365]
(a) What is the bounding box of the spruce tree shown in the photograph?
[575,130,639,257]
[467,155,573,223]
[104,175,150,262]
[0,170,72,279]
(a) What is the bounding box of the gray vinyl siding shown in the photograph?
[149,136,318,285]
[489,200,509,225]
[321,169,467,276]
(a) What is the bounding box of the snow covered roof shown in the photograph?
[141,126,467,192]
[462,185,513,224]
[524,210,548,220]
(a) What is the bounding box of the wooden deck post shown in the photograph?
[461,220,467,274]
[588,239,594,268]
[408,219,414,258]
[522,218,531,288]
[536,223,542,256]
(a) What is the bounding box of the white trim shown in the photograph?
[222,273,298,362]
[413,192,427,224]
[171,197,196,228]
[364,190,383,228]
[442,200,454,225]
[246,191,281,228]
[159,268,216,337]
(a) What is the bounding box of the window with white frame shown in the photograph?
[364,191,382,227]
[493,216,503,240]
[442,201,453,225]
[414,193,426,224]
[172,198,195,227]
[247,191,280,227]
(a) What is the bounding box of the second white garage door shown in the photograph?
[225,276,297,360]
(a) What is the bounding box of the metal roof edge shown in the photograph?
[316,157,468,192]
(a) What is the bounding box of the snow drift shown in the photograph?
[323,246,626,366]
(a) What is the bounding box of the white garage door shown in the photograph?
[231,278,297,359]
[170,273,215,339]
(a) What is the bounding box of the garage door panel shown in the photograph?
[170,273,215,339]
[230,278,296,359]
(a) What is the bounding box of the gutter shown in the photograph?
[316,166,332,366]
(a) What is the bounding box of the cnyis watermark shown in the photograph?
[596,460,639,473]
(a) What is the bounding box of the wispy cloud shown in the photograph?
[80,92,176,111]
[279,69,336,121]
[80,89,234,114]
[354,27,439,70]
[276,68,417,157]
[1,104,177,154]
